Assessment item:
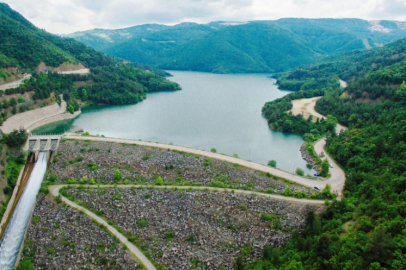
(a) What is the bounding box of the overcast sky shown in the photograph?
[3,0,406,34]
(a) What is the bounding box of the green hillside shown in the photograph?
[274,37,406,90]
[68,19,406,73]
[243,36,406,269]
[0,3,180,117]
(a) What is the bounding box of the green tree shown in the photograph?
[155,176,164,185]
[268,160,277,168]
[81,88,87,101]
[67,104,74,114]
[6,128,28,148]
[16,259,34,270]
[296,168,304,176]
[72,87,79,99]
[316,234,331,260]
[114,169,123,181]
[233,256,244,270]
[9,97,17,106]
[322,184,333,199]
[320,159,329,176]
[283,187,294,196]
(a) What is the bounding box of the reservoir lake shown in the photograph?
[34,71,313,174]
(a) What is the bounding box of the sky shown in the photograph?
[3,0,406,34]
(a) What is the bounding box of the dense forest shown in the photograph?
[274,38,406,91]
[0,3,180,116]
[69,19,406,74]
[238,35,406,270]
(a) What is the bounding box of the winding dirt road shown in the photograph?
[49,185,156,270]
[0,74,31,91]
[48,183,324,269]
[291,97,348,196]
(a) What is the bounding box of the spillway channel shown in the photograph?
[0,152,48,269]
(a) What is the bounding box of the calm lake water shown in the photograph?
[34,71,313,174]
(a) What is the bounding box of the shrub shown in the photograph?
[268,160,277,168]
[136,219,148,228]
[114,169,123,181]
[3,186,12,194]
[210,148,217,153]
[79,176,88,184]
[55,195,62,204]
[67,178,76,184]
[16,259,34,270]
[294,190,306,198]
[296,168,304,176]
[209,180,225,188]
[155,176,164,185]
[89,177,96,184]
[283,187,294,196]
[187,234,195,242]
[87,162,98,170]
[48,175,57,183]
[261,213,276,221]
[239,203,248,210]
[322,184,334,199]
[164,231,174,240]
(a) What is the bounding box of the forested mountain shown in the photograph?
[0,3,180,112]
[68,19,406,73]
[243,33,406,269]
[274,37,406,90]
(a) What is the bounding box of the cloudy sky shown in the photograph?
[3,0,406,34]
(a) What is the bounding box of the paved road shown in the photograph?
[64,133,339,191]
[0,74,31,91]
[49,185,156,270]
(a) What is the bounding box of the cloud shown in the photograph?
[2,0,406,34]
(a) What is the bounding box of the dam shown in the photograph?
[0,135,61,269]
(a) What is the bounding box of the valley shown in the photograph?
[0,1,405,269]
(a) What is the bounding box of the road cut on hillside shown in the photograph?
[1,97,80,134]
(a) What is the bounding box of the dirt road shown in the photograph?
[63,133,342,191]
[0,74,31,91]
[1,97,80,134]
[49,185,156,270]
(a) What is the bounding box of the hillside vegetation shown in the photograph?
[68,19,406,73]
[0,3,180,115]
[241,35,406,269]
[274,37,406,90]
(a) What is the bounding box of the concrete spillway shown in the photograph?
[0,152,47,269]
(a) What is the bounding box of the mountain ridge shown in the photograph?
[67,18,406,73]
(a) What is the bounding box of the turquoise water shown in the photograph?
[34,71,312,173]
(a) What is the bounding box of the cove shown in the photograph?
[33,71,313,174]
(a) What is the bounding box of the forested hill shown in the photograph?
[0,3,113,69]
[243,30,406,269]
[0,3,180,110]
[274,37,406,90]
[68,19,406,73]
